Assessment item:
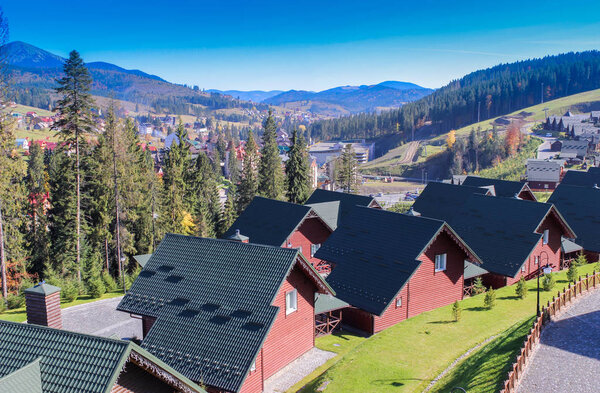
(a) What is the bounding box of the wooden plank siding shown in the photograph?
[25,292,62,329]
[287,217,332,270]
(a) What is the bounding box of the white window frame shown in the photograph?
[250,360,256,372]
[521,264,526,272]
[543,229,549,245]
[535,256,539,265]
[311,243,321,257]
[395,297,402,308]
[435,254,447,272]
[297,246,303,255]
[285,289,298,315]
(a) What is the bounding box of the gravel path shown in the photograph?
[61,296,142,340]
[263,347,336,393]
[517,289,600,393]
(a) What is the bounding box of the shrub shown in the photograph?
[515,276,528,299]
[542,273,556,291]
[6,294,24,310]
[87,278,106,298]
[484,288,496,309]
[102,271,117,292]
[567,263,579,283]
[452,301,461,322]
[574,252,587,267]
[473,277,486,295]
[125,274,135,290]
[61,281,79,303]
[0,300,5,314]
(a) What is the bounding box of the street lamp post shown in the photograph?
[537,264,554,316]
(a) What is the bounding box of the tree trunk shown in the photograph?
[0,200,7,299]
[112,130,125,292]
[76,132,81,283]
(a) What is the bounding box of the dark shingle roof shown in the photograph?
[118,234,330,393]
[417,185,569,276]
[561,169,600,188]
[589,167,600,174]
[222,197,313,246]
[315,206,475,316]
[549,184,600,252]
[0,320,129,393]
[305,189,378,228]
[307,201,341,230]
[462,176,532,199]
[412,182,490,223]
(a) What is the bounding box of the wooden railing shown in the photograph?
[500,271,600,393]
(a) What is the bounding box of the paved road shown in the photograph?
[61,296,143,340]
[520,122,557,159]
[517,289,600,393]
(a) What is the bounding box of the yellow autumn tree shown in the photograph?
[446,130,456,149]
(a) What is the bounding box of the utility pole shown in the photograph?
[477,101,481,123]
[0,199,6,299]
[541,83,544,104]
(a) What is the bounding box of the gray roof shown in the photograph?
[549,184,600,253]
[24,282,60,296]
[307,201,341,230]
[118,234,332,392]
[0,359,42,393]
[561,237,583,254]
[305,189,378,229]
[133,254,152,268]
[314,294,349,314]
[464,261,489,280]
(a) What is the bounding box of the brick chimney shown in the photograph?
[25,282,62,329]
[228,229,249,243]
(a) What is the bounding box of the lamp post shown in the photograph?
[537,264,554,316]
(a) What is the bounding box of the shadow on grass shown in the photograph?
[466,306,488,312]
[430,317,535,393]
[498,295,519,300]
[428,320,456,325]
[371,378,422,387]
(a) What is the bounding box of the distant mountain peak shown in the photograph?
[1,41,65,69]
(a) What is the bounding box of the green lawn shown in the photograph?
[295,263,598,393]
[533,192,552,203]
[0,290,125,323]
[15,128,60,142]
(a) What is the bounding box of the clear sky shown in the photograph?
[2,0,600,91]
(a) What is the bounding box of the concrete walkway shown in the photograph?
[263,347,336,393]
[61,296,142,340]
[517,289,600,393]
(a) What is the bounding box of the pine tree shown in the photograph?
[336,144,359,193]
[25,143,51,277]
[52,50,96,283]
[285,129,311,203]
[237,131,259,212]
[218,186,237,237]
[160,122,191,234]
[258,110,284,199]
[189,152,221,237]
[227,145,240,184]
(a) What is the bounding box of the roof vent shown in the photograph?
[228,229,249,243]
[594,184,599,189]
[404,207,421,216]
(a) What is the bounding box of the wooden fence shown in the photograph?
[500,271,600,393]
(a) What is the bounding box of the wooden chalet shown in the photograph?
[461,176,537,201]
[0,320,205,393]
[548,181,600,262]
[117,234,334,393]
[314,206,482,335]
[413,182,577,289]
[560,168,600,188]
[222,196,335,273]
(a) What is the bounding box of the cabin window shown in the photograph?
[543,230,549,245]
[521,264,526,272]
[395,297,402,308]
[435,254,447,272]
[250,360,256,372]
[311,244,321,257]
[286,289,298,315]
[535,256,539,265]
[297,246,303,254]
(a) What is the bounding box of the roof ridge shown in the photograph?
[354,204,446,225]
[164,233,301,252]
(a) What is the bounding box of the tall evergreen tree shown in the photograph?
[336,144,359,193]
[25,143,51,277]
[52,50,95,283]
[258,110,284,199]
[227,144,240,184]
[285,129,311,203]
[160,122,191,234]
[236,131,259,212]
[218,186,237,237]
[189,152,221,237]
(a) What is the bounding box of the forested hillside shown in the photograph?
[309,51,600,141]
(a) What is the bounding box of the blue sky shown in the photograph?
[3,0,600,91]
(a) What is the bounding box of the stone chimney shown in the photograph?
[228,229,249,243]
[25,282,62,329]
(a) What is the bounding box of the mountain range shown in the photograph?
[1,41,433,116]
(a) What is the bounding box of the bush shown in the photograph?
[567,263,579,283]
[473,277,486,295]
[87,278,106,298]
[125,274,135,290]
[542,273,556,291]
[574,252,587,267]
[61,281,79,303]
[484,288,496,309]
[515,276,528,299]
[0,300,5,314]
[6,294,24,310]
[452,301,461,322]
[102,271,117,292]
